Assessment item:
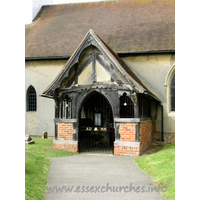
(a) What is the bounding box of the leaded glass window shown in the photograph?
[171,74,175,111]
[27,86,37,111]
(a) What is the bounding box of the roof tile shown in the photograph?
[25,0,175,58]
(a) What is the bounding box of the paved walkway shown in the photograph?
[44,154,165,200]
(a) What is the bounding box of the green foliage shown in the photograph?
[25,138,77,200]
[25,138,76,158]
[25,152,50,200]
[134,143,175,200]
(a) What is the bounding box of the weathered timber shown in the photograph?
[96,55,123,85]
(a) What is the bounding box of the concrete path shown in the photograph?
[44,154,165,200]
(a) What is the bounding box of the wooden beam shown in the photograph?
[60,83,132,93]
[132,92,139,118]
[96,55,123,85]
[92,47,97,83]
[65,56,92,87]
[135,122,139,142]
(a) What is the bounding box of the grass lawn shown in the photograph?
[25,138,77,200]
[134,143,175,200]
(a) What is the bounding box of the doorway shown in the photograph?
[79,91,114,154]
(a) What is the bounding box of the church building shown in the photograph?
[25,0,175,156]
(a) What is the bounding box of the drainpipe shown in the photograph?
[160,104,164,142]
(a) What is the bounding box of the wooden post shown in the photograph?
[92,47,97,83]
[132,92,139,118]
[135,122,139,142]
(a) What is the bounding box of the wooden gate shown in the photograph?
[79,92,114,154]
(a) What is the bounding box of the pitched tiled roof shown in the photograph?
[25,0,175,58]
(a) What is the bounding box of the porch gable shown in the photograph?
[42,29,150,97]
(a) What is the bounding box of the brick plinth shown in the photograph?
[54,120,153,156]
[53,122,78,152]
[114,120,152,156]
[53,140,78,152]
[139,120,152,153]
[119,123,135,142]
[58,122,75,141]
[53,143,78,152]
[114,145,139,156]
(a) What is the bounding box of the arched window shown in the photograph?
[59,95,72,119]
[120,93,134,118]
[164,63,175,113]
[171,74,175,111]
[27,86,37,111]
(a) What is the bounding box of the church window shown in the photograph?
[27,86,37,111]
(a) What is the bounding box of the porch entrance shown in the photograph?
[79,92,114,154]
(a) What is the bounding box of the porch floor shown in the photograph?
[79,147,113,154]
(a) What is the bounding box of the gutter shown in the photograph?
[25,56,70,61]
[144,91,161,102]
[118,50,175,57]
[25,50,175,61]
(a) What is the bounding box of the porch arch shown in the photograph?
[73,88,119,120]
[78,91,114,153]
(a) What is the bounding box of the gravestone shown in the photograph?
[25,135,35,144]
[42,132,48,139]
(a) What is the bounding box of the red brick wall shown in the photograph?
[114,146,139,156]
[53,143,78,152]
[139,120,152,153]
[58,122,75,141]
[55,121,152,156]
[119,123,135,142]
[114,121,152,156]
